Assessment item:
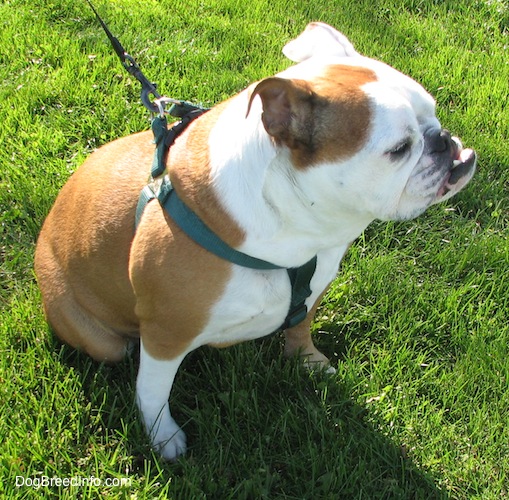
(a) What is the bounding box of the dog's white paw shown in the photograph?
[303,357,337,375]
[151,419,187,461]
[298,347,337,374]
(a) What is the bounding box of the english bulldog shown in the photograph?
[35,22,476,460]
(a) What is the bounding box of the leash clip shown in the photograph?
[153,96,184,119]
[86,0,209,119]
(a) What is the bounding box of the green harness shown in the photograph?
[84,2,315,330]
[135,115,318,331]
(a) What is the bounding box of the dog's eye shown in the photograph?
[388,140,412,158]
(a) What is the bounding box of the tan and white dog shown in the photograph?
[35,22,476,460]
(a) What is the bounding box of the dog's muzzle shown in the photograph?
[426,129,477,198]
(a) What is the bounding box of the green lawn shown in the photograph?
[1,0,508,498]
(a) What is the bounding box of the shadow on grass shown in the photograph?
[57,333,449,499]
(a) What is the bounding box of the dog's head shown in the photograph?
[248,22,476,222]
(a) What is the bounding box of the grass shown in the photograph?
[1,0,508,497]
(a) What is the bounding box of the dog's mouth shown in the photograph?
[436,145,477,199]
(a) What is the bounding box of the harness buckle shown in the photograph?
[282,305,309,330]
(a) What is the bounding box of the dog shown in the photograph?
[35,22,476,460]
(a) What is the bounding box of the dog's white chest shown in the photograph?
[191,246,348,349]
[197,267,291,346]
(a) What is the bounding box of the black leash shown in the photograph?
[85,0,206,117]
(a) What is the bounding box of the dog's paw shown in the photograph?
[152,420,187,461]
[285,342,336,374]
[296,346,336,374]
[302,356,337,375]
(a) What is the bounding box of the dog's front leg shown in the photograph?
[284,322,335,373]
[284,297,336,374]
[136,340,188,460]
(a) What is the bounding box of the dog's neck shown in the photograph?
[168,91,372,268]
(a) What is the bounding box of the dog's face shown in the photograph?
[249,23,476,225]
[307,59,477,222]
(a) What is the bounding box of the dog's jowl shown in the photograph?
[35,22,476,460]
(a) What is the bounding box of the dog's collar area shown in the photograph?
[145,175,284,270]
[135,114,317,331]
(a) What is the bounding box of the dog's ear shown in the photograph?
[283,22,359,62]
[246,77,315,147]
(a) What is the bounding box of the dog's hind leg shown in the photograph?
[35,239,131,363]
[45,294,131,363]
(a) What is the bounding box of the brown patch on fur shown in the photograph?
[35,132,154,362]
[167,100,246,248]
[129,200,232,360]
[294,65,376,168]
[130,102,247,359]
[250,65,376,169]
[36,100,244,362]
[130,101,250,359]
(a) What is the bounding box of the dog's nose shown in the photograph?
[425,129,458,157]
[432,129,451,152]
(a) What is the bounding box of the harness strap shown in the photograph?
[159,177,285,270]
[284,258,317,329]
[135,114,317,330]
[151,112,207,179]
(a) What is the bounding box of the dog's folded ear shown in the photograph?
[246,77,316,149]
[283,22,359,62]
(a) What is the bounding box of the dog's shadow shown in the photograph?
[58,333,448,498]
